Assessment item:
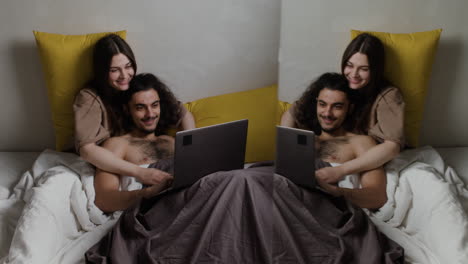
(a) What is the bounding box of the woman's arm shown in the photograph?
[341,139,400,173]
[80,143,171,185]
[316,139,400,184]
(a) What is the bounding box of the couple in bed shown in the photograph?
[82,32,402,212]
[84,72,403,263]
[80,34,404,262]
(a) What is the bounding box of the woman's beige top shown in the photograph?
[288,86,405,148]
[73,88,112,153]
[366,86,405,149]
[73,88,187,153]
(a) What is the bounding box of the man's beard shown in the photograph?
[321,126,340,134]
[136,116,158,135]
[137,127,156,135]
[319,116,340,134]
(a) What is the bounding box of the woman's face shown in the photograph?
[343,52,370,90]
[108,53,135,91]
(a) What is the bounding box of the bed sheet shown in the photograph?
[0,152,40,199]
[0,150,121,264]
[0,147,467,264]
[1,148,467,192]
[369,146,468,264]
[436,147,468,182]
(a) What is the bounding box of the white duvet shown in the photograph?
[1,147,467,264]
[369,146,468,264]
[0,150,141,264]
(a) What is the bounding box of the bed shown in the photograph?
[2,25,467,264]
[0,146,467,264]
[0,80,279,264]
[0,151,119,264]
[368,146,468,264]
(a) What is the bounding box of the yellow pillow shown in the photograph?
[34,30,127,151]
[185,85,278,163]
[351,29,442,147]
[277,101,292,124]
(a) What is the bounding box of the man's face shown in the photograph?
[127,89,160,134]
[316,88,350,134]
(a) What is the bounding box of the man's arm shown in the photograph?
[316,136,387,209]
[280,109,296,128]
[94,168,169,213]
[317,166,387,210]
[93,137,171,213]
[180,110,196,130]
[338,167,387,209]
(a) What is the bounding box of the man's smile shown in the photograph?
[142,116,157,126]
[320,115,336,124]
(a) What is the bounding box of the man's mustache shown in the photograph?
[141,116,158,122]
[319,115,336,121]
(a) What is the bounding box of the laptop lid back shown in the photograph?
[275,126,316,189]
[172,119,248,189]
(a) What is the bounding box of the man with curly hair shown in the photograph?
[283,72,387,209]
[93,73,183,213]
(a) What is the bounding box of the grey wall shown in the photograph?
[0,0,281,151]
[279,0,468,147]
[3,0,467,150]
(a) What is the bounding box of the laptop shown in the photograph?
[274,126,316,189]
[170,119,248,190]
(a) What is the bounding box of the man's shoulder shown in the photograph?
[348,134,377,154]
[349,134,376,144]
[328,134,376,146]
[157,135,175,142]
[102,135,131,150]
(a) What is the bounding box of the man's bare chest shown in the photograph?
[125,137,174,165]
[317,137,355,163]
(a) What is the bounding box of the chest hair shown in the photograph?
[317,137,349,161]
[128,137,174,161]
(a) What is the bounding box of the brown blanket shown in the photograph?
[273,174,403,263]
[86,164,274,263]
[85,161,403,263]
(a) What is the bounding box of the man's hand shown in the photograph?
[138,167,172,185]
[315,166,345,184]
[142,173,173,198]
[316,178,342,197]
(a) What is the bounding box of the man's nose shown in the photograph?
[144,107,152,117]
[146,108,157,118]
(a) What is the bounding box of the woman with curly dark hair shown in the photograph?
[281,33,405,184]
